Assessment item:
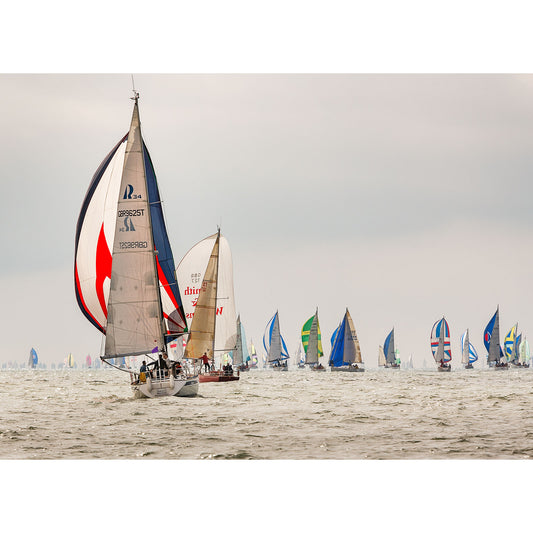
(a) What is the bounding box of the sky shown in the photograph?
[2,73,533,367]
[3,1,533,530]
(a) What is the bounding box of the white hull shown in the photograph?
[132,375,199,398]
[331,366,365,372]
[437,365,451,372]
[492,365,509,371]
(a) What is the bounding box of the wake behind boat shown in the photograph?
[75,91,198,397]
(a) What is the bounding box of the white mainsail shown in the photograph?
[461,329,470,365]
[233,315,249,366]
[378,345,386,366]
[306,313,320,364]
[268,312,282,362]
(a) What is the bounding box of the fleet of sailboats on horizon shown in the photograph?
[68,93,533,393]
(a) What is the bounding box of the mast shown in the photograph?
[212,228,221,363]
[104,93,166,359]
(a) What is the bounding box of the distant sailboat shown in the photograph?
[504,323,518,364]
[28,348,38,369]
[519,337,530,368]
[460,329,478,369]
[379,328,400,369]
[249,340,258,369]
[177,229,239,382]
[86,355,92,369]
[430,317,451,372]
[263,311,290,370]
[74,91,198,397]
[329,308,364,372]
[67,353,74,369]
[484,307,508,370]
[301,309,325,370]
[378,345,386,367]
[233,315,251,371]
[510,331,529,368]
[295,343,305,368]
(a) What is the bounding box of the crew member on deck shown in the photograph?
[201,352,210,373]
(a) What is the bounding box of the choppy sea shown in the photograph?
[2,367,532,532]
[2,366,533,459]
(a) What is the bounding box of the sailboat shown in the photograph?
[378,345,386,367]
[519,336,530,368]
[504,323,518,364]
[249,340,258,369]
[329,308,364,372]
[508,329,528,367]
[301,309,325,370]
[66,353,74,369]
[233,315,251,371]
[380,328,400,369]
[484,307,508,370]
[85,355,92,369]
[177,229,239,382]
[263,311,290,370]
[28,348,38,369]
[430,317,451,371]
[295,344,305,368]
[460,329,478,369]
[74,91,198,397]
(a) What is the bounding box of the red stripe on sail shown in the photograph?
[96,223,112,320]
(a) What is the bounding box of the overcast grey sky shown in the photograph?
[2,73,533,366]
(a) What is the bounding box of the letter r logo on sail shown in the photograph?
[123,184,134,199]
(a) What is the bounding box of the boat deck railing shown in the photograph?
[130,369,196,384]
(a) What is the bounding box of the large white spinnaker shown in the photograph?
[177,230,237,362]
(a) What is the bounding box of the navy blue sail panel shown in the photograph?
[384,329,394,363]
[484,310,497,352]
[329,314,347,367]
[280,335,290,360]
[143,142,187,339]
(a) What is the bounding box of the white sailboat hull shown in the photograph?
[132,375,199,398]
[331,366,365,372]
[437,365,451,372]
